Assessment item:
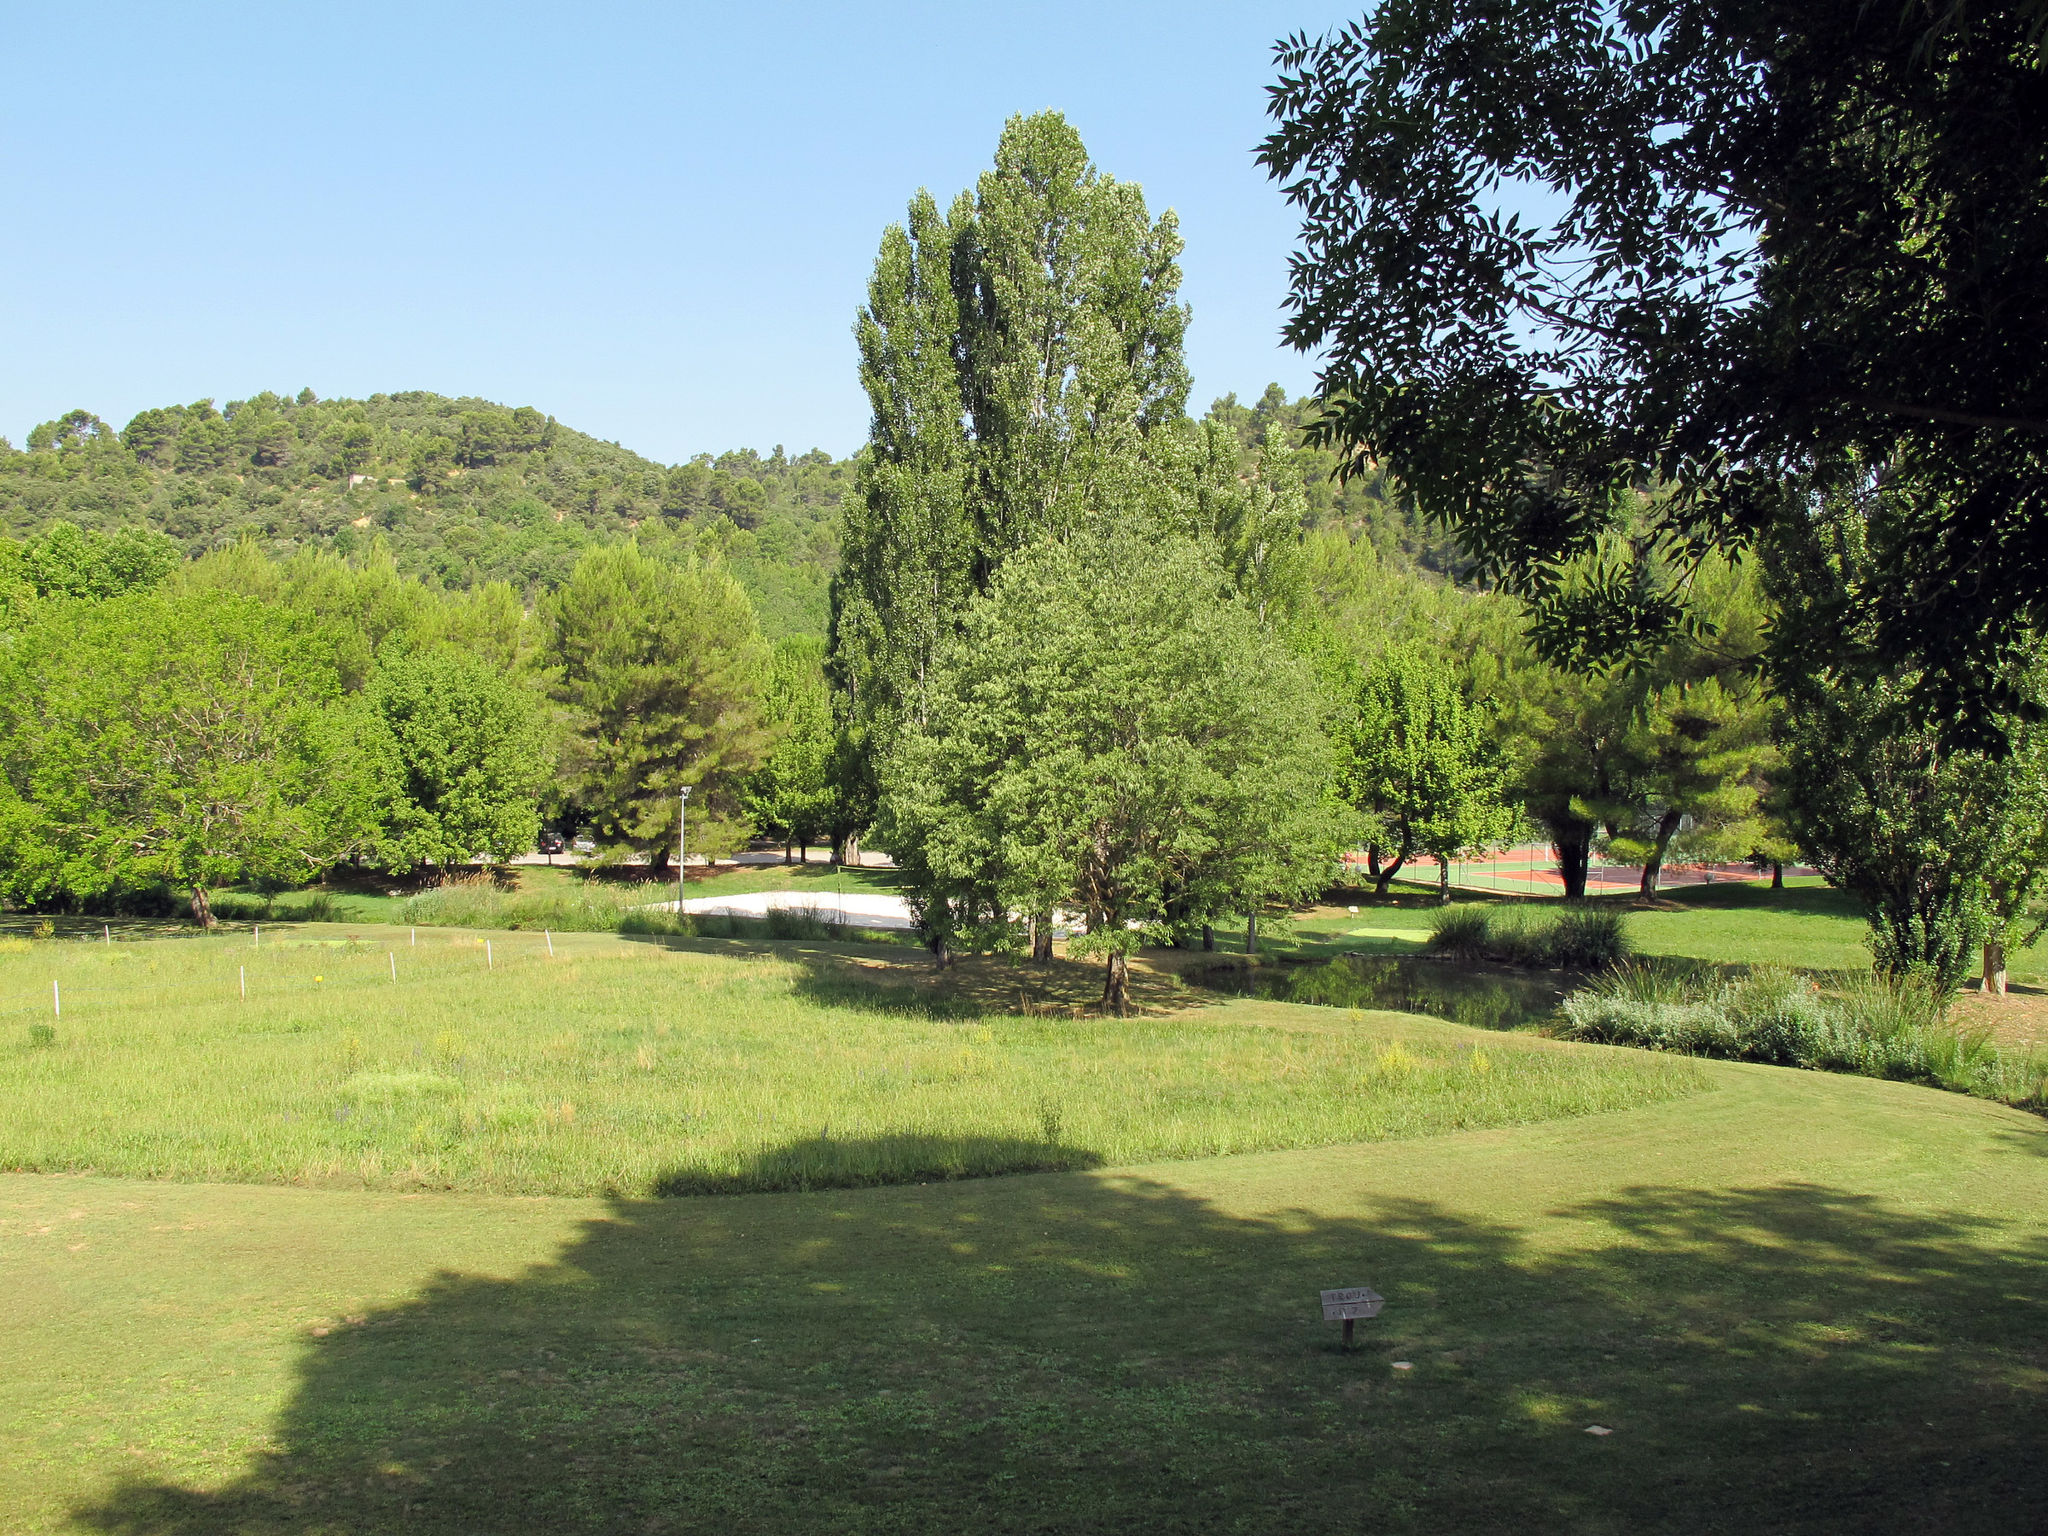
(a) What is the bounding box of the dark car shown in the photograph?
[536,830,566,857]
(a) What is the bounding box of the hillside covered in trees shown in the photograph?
[0,390,849,637]
[0,385,1431,638]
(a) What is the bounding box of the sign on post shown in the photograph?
[1321,1285,1383,1348]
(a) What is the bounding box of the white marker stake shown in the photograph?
[253,924,259,947]
[240,965,246,999]
[389,951,397,982]
[545,929,554,957]
[104,924,110,946]
[410,927,416,947]
[53,979,60,1018]
[486,940,493,971]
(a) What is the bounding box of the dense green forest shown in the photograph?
[0,384,1429,638]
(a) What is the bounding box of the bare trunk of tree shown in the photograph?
[1245,912,1259,955]
[1102,949,1130,1015]
[1553,835,1590,901]
[1366,845,1383,881]
[1984,940,2008,997]
[1437,857,1452,905]
[190,886,215,929]
[1201,924,1215,952]
[1639,811,1683,898]
[1771,861,1784,890]
[1030,913,1054,963]
[1372,853,1406,896]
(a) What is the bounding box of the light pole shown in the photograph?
[676,784,693,913]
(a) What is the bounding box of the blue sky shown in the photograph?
[0,2,1356,464]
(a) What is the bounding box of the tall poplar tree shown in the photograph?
[832,111,1191,762]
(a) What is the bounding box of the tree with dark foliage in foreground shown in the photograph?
[1260,1,2048,739]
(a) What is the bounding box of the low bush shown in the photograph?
[1426,903,1633,970]
[1557,964,2048,1108]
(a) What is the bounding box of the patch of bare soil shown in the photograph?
[1952,984,2048,1053]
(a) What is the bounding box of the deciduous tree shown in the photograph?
[880,533,1343,1011]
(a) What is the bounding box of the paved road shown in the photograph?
[652,889,917,931]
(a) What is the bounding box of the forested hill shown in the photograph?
[0,383,1443,639]
[0,389,851,637]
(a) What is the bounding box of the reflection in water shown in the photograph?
[1192,954,1570,1032]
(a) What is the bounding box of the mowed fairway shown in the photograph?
[0,935,2043,1532]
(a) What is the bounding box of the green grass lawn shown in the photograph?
[0,926,1697,1197]
[5,1042,2042,1532]
[1272,878,2048,981]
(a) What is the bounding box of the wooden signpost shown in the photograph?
[1321,1286,1383,1349]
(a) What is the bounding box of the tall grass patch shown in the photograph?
[1557,964,2048,1107]
[402,874,656,933]
[0,928,1705,1196]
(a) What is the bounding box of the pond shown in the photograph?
[1189,954,1574,1032]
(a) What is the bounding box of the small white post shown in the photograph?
[253,924,260,947]
[53,979,61,1017]
[103,924,110,946]
[486,939,493,971]
[239,965,246,1000]
[545,929,554,957]
[389,951,397,982]
[410,927,416,947]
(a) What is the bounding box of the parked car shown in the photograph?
[536,830,565,857]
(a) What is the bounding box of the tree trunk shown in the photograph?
[1639,811,1683,898]
[1553,835,1590,901]
[1771,861,1784,890]
[190,886,215,929]
[1102,949,1130,1015]
[1245,913,1259,955]
[783,843,792,864]
[1437,857,1452,905]
[1372,853,1407,896]
[1030,913,1054,964]
[1201,924,1215,952]
[649,845,671,877]
[1366,846,1383,881]
[1984,940,2008,997]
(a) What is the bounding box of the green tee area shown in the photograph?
[2,936,2040,1531]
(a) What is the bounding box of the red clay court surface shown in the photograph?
[1340,845,1818,896]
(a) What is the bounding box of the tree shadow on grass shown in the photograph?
[70,1148,2048,1535]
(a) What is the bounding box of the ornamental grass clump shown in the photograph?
[1425,903,1633,970]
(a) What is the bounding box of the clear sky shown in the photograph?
[0,2,1357,465]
